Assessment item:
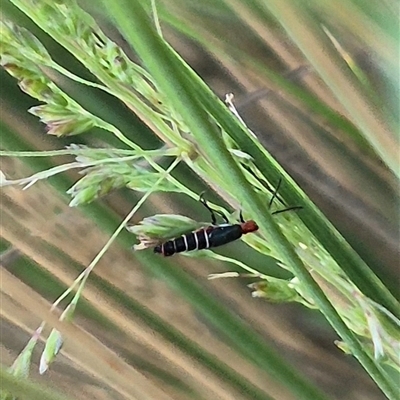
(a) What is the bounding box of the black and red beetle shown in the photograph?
[154,194,259,256]
[153,179,300,257]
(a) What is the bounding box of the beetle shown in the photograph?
[153,179,301,257]
[154,194,259,256]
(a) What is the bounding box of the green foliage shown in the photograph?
[1,0,399,399]
[128,214,206,247]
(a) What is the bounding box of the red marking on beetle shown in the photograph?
[240,220,258,234]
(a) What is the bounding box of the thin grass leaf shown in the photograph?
[8,325,44,380]
[3,1,398,399]
[100,2,399,398]
[39,329,63,375]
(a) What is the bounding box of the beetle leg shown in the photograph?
[199,192,217,225]
[220,212,229,223]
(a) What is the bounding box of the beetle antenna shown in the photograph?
[271,206,302,215]
[269,178,302,215]
[268,178,282,209]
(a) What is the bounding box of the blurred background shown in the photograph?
[1,1,398,399]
